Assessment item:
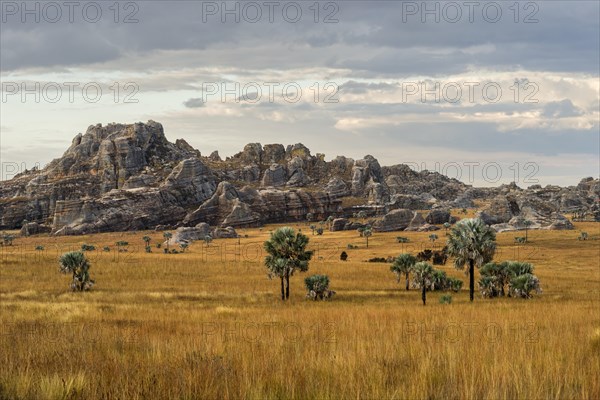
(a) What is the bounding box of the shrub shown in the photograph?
[347,244,357,249]
[509,273,542,299]
[439,294,452,304]
[416,249,433,261]
[103,246,110,252]
[340,251,348,261]
[368,257,388,263]
[81,244,96,252]
[35,245,44,251]
[479,261,540,299]
[396,237,410,243]
[304,274,335,300]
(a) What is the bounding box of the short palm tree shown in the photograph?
[447,218,497,302]
[163,232,172,251]
[391,253,417,290]
[429,233,439,247]
[412,261,435,305]
[264,227,313,301]
[59,251,94,291]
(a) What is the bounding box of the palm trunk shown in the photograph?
[285,274,290,299]
[280,277,285,301]
[469,259,475,302]
[405,272,410,291]
[421,284,426,305]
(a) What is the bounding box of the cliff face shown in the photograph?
[1,121,597,234]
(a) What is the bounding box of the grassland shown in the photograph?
[1,216,599,399]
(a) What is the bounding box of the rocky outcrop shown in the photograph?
[324,177,350,198]
[0,120,595,235]
[477,194,575,232]
[351,156,388,203]
[373,209,424,232]
[183,182,261,228]
[261,164,287,187]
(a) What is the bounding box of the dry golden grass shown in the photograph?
[1,216,599,399]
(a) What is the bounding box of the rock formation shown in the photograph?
[0,120,595,235]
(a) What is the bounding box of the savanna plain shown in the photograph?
[1,212,599,400]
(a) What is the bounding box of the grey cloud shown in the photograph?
[542,99,584,118]
[183,98,205,108]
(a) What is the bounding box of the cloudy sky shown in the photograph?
[1,0,598,186]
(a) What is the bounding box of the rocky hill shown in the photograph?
[1,121,598,236]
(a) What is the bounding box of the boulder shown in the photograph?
[330,218,349,232]
[425,209,451,224]
[417,224,440,232]
[20,222,52,236]
[166,223,212,245]
[373,209,420,232]
[212,226,238,239]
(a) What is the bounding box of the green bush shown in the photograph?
[304,274,335,300]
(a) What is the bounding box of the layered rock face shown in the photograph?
[477,194,575,232]
[1,120,596,235]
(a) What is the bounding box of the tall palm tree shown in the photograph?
[363,227,372,248]
[523,220,532,242]
[264,227,313,301]
[391,253,417,290]
[447,218,497,302]
[412,262,435,305]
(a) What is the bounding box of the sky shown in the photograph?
[1,0,599,187]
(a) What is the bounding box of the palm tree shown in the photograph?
[357,211,367,222]
[306,213,313,224]
[59,251,94,291]
[264,227,313,301]
[447,218,497,302]
[326,215,335,230]
[429,233,439,247]
[180,243,189,253]
[204,235,213,247]
[163,232,172,252]
[412,261,435,305]
[443,222,451,235]
[391,253,417,290]
[523,220,532,242]
[363,227,372,248]
[142,235,151,247]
